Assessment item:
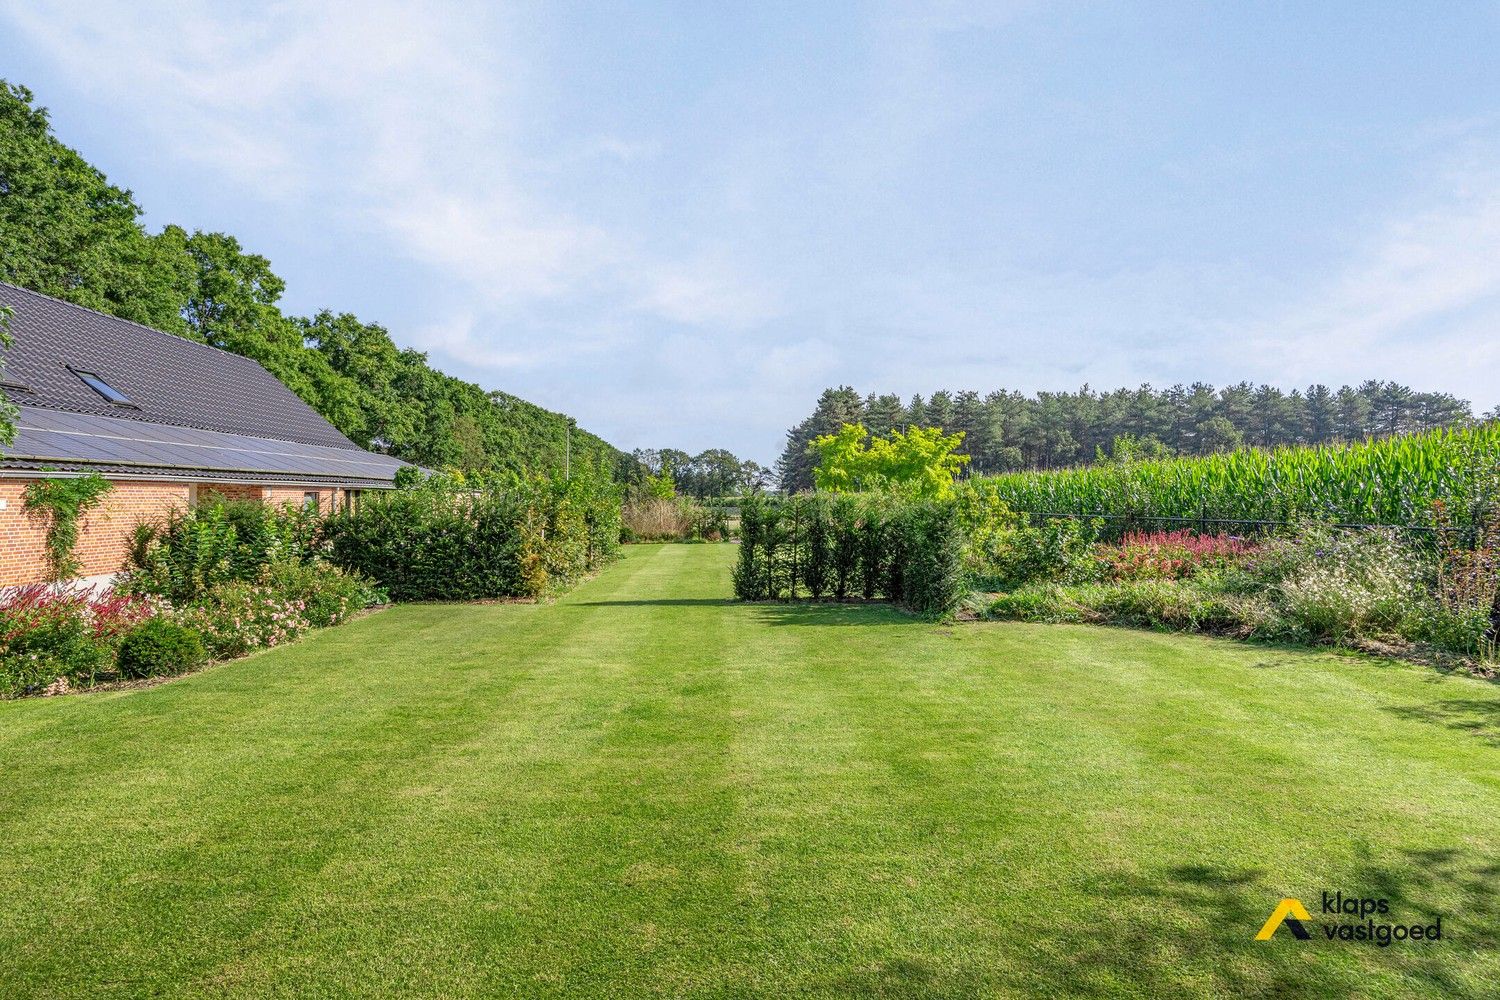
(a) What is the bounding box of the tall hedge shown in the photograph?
[322,476,621,601]
[733,493,965,616]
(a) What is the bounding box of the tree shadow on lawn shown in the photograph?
[748,601,915,628]
[572,598,738,607]
[1022,848,1498,999]
[571,598,911,627]
[1384,698,1500,748]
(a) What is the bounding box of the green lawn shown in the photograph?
[1,544,1496,998]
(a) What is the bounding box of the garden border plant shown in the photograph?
[974,513,1498,672]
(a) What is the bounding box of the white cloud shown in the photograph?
[408,314,552,372]
[587,136,661,163]
[629,255,781,328]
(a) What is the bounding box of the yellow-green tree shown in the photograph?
[811,423,969,499]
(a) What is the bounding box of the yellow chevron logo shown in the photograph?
[1256,898,1313,940]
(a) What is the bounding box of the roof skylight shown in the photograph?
[72,369,132,405]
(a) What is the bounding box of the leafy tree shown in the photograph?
[951,390,985,459]
[740,460,774,492]
[777,385,863,492]
[1194,416,1244,454]
[1096,433,1173,465]
[449,413,489,472]
[862,393,905,437]
[811,423,969,499]
[1304,384,1337,443]
[925,390,955,431]
[681,448,745,498]
[1335,385,1372,441]
[645,465,676,499]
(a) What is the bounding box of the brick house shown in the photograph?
[0,282,411,587]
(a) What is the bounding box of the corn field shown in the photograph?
[981,422,1500,534]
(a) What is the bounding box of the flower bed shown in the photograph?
[1,585,164,696]
[3,497,386,699]
[1094,530,1257,581]
[981,519,1497,666]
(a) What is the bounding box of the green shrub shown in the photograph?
[800,494,833,599]
[260,560,377,628]
[1403,605,1495,658]
[733,493,796,602]
[732,493,768,600]
[987,578,1272,635]
[0,608,108,696]
[830,494,861,600]
[1068,579,1248,633]
[731,492,965,616]
[969,517,1101,591]
[857,504,890,600]
[691,501,731,541]
[893,500,965,617]
[985,585,1079,624]
[116,619,205,679]
[323,474,620,601]
[1254,526,1428,642]
[980,521,1490,657]
[122,498,319,603]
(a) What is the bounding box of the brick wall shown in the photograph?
[262,486,345,514]
[0,479,190,587]
[200,483,266,503]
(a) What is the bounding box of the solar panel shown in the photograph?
[2,405,408,480]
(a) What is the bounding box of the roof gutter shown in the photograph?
[0,469,396,489]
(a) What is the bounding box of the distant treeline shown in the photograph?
[0,81,628,479]
[779,382,1478,492]
[630,448,773,498]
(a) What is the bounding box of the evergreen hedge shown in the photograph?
[733,493,965,616]
[322,475,621,601]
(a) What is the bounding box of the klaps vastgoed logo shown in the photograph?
[1257,892,1443,946]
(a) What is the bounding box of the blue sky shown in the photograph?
[3,1,1499,461]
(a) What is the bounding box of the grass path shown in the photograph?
[1,544,1497,998]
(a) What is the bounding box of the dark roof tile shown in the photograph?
[0,282,358,449]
